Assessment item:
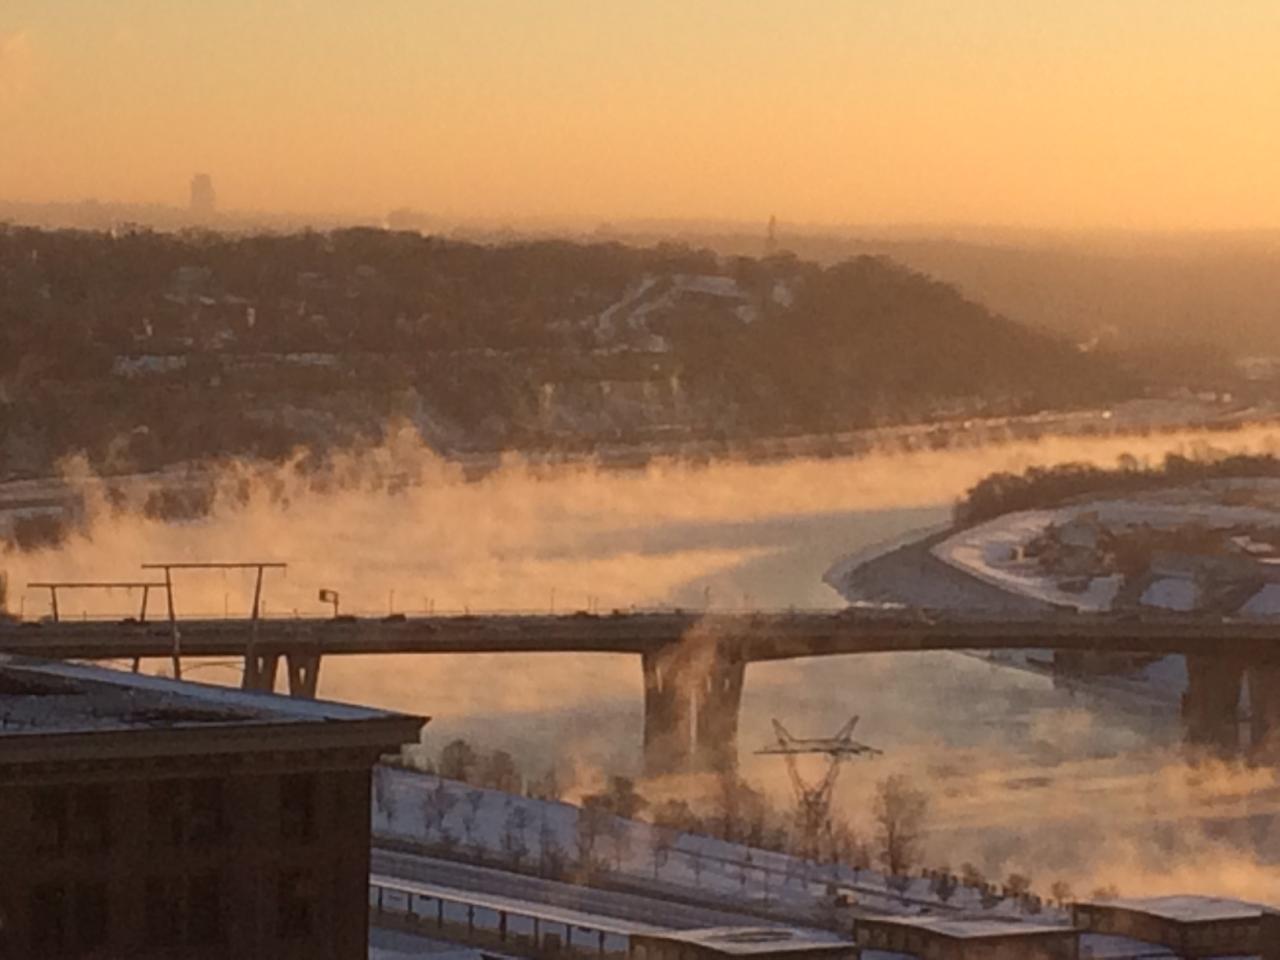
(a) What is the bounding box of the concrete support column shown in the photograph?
[242,650,320,697]
[243,652,281,692]
[642,639,745,776]
[1247,663,1280,754]
[286,652,322,699]
[696,654,745,773]
[1182,655,1245,753]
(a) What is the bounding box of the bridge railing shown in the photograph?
[3,603,859,625]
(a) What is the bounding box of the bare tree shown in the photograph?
[1005,872,1032,899]
[582,776,647,820]
[460,789,485,852]
[439,739,479,783]
[711,774,768,846]
[650,822,679,878]
[831,819,871,872]
[933,872,958,903]
[528,766,562,802]
[537,812,566,878]
[479,750,522,794]
[374,765,397,821]
[1050,880,1074,908]
[873,774,928,877]
[422,777,458,839]
[650,798,699,833]
[500,802,531,868]
[575,799,608,873]
[605,815,631,871]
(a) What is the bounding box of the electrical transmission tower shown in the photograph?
[757,715,881,859]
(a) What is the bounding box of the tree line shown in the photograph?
[0,225,1130,479]
[387,738,1100,914]
[955,451,1280,526]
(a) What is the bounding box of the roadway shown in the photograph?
[2,610,1279,663]
[371,849,793,931]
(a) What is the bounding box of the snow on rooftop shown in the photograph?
[1140,578,1199,612]
[1079,933,1179,958]
[0,655,413,736]
[1240,583,1280,618]
[860,915,1071,940]
[1087,895,1267,924]
[649,927,851,956]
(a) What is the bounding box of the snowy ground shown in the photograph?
[932,509,1123,612]
[372,766,1067,926]
[931,487,1280,616]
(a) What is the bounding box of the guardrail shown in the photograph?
[369,876,634,960]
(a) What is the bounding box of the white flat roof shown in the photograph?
[1079,933,1178,958]
[647,927,851,956]
[859,915,1071,940]
[1086,896,1267,924]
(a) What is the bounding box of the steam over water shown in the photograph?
[8,424,1280,900]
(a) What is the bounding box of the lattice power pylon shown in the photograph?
[757,715,881,858]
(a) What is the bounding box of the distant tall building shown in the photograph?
[189,173,216,218]
[765,215,778,255]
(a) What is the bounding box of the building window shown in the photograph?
[280,773,317,844]
[73,881,109,953]
[187,873,226,946]
[32,787,69,857]
[148,778,227,849]
[28,882,67,953]
[145,878,182,947]
[277,870,314,940]
[187,779,225,847]
[148,782,184,849]
[71,785,112,854]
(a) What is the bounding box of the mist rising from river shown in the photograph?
[7,423,1280,898]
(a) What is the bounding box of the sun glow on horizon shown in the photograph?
[3,1,1280,230]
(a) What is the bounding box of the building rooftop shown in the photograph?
[1086,895,1268,924]
[0,655,425,764]
[858,915,1072,941]
[644,927,852,956]
[1079,933,1179,958]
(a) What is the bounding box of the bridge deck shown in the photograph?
[1,612,1278,662]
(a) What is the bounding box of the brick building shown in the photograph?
[1072,896,1267,958]
[0,655,424,959]
[850,915,1078,960]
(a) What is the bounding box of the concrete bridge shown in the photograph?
[3,610,1277,772]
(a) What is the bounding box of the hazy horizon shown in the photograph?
[5,1,1280,231]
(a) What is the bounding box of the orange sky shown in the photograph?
[3,1,1279,229]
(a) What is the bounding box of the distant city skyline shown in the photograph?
[3,2,1280,230]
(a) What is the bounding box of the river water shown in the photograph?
[6,425,1280,897]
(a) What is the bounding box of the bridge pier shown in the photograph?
[642,639,745,776]
[242,651,321,698]
[1182,655,1245,753]
[1247,663,1280,754]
